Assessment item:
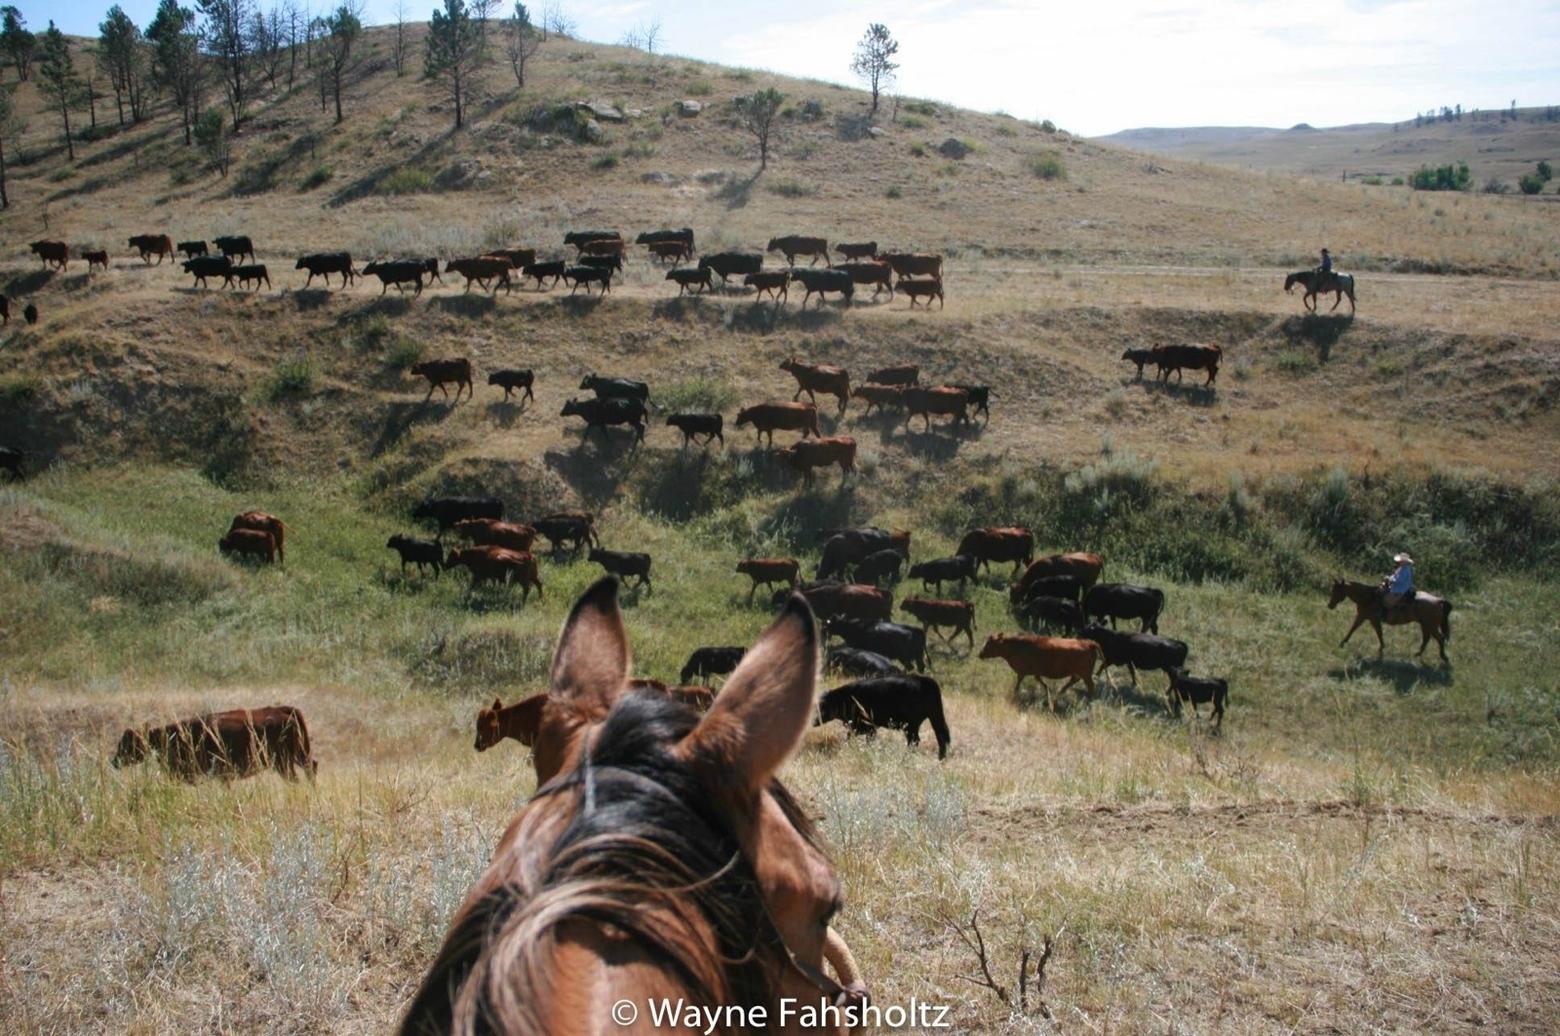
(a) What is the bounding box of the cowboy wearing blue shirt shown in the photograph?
[1318,248,1333,276]
[1382,552,1414,613]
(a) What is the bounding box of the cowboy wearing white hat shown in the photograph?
[1382,551,1415,614]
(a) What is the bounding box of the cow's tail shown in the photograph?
[925,683,952,760]
[1440,600,1452,642]
[287,707,318,781]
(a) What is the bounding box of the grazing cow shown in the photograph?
[901,597,976,647]
[451,518,538,553]
[1012,575,1086,609]
[562,397,647,442]
[1011,553,1104,601]
[565,230,622,252]
[213,235,256,263]
[899,386,969,430]
[487,368,535,403]
[766,235,829,266]
[697,251,764,287]
[826,646,900,677]
[224,264,270,290]
[743,270,790,301]
[832,261,894,298]
[735,402,820,446]
[979,633,1101,709]
[413,496,504,534]
[834,241,878,261]
[22,303,36,325]
[219,528,277,564]
[667,412,723,447]
[113,706,316,781]
[780,358,851,413]
[295,252,357,288]
[0,446,25,480]
[83,249,110,270]
[473,695,544,753]
[578,253,623,274]
[445,546,543,600]
[817,675,950,759]
[827,618,927,673]
[531,513,598,554]
[790,267,854,308]
[1080,625,1189,685]
[649,240,693,263]
[361,259,426,295]
[958,527,1035,575]
[880,252,943,280]
[563,265,612,295]
[819,526,910,559]
[1083,583,1165,633]
[736,557,799,602]
[387,534,444,576]
[680,646,745,685]
[898,277,944,309]
[589,547,652,590]
[521,260,567,289]
[778,436,856,484]
[580,373,650,403]
[127,234,175,264]
[1154,343,1222,386]
[853,549,903,586]
[1121,347,1156,379]
[636,228,695,251]
[229,511,287,564]
[907,555,978,594]
[1167,668,1228,727]
[667,267,714,295]
[0,295,8,324]
[1017,595,1085,634]
[487,247,537,269]
[786,582,894,624]
[30,240,69,270]
[867,364,919,387]
[411,358,474,402]
[447,256,513,293]
[949,384,992,418]
[851,384,904,417]
[178,240,209,258]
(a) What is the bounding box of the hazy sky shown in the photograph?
[23,0,1560,136]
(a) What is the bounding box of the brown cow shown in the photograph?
[444,545,543,601]
[778,436,856,484]
[411,358,474,402]
[780,358,851,413]
[979,633,1101,710]
[649,240,692,263]
[735,402,820,446]
[743,270,790,301]
[486,247,537,269]
[850,384,904,416]
[83,249,110,270]
[832,260,894,297]
[793,582,894,624]
[901,597,976,647]
[766,235,829,265]
[900,386,968,430]
[881,252,943,280]
[898,277,944,310]
[128,234,176,264]
[867,364,919,386]
[736,557,800,602]
[1011,552,1105,602]
[229,511,287,564]
[958,527,1035,575]
[219,528,277,564]
[1153,343,1223,386]
[446,256,513,293]
[30,241,69,270]
[580,237,628,258]
[452,518,538,553]
[114,705,317,781]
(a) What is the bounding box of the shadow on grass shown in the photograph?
[485,400,530,428]
[714,171,760,210]
[1281,313,1354,362]
[430,293,499,318]
[291,289,338,312]
[1140,379,1218,407]
[371,400,458,457]
[1329,656,1453,691]
[4,269,57,296]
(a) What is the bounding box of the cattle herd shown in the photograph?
[17,227,951,311]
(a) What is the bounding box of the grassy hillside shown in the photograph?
[2,25,1558,1036]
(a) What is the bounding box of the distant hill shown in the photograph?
[1099,109,1560,188]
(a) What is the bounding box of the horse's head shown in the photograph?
[1327,579,1346,609]
[1284,272,1300,292]
[406,578,858,1033]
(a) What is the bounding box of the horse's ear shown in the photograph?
[491,698,503,711]
[548,577,631,713]
[679,594,818,793]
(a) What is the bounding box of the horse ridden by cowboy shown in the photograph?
[1326,550,1453,663]
[1285,247,1357,313]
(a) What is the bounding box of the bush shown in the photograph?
[903,100,938,116]
[265,353,316,401]
[379,167,434,195]
[1518,174,1544,195]
[300,166,333,190]
[765,178,815,197]
[385,336,424,370]
[657,377,739,414]
[0,373,42,401]
[908,143,925,158]
[590,153,620,171]
[1025,151,1067,180]
[1483,177,1509,194]
[1408,162,1471,191]
[685,79,713,96]
[884,185,902,199]
[1538,160,1553,182]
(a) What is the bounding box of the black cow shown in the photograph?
[563,265,612,295]
[826,646,901,677]
[1121,348,1156,379]
[580,374,650,403]
[295,252,356,288]
[386,534,443,576]
[636,228,695,252]
[531,515,595,554]
[1080,625,1188,685]
[561,397,647,442]
[487,369,535,403]
[1168,668,1228,727]
[789,267,854,308]
[697,252,764,287]
[413,496,504,534]
[213,235,255,263]
[521,260,567,289]
[579,253,623,273]
[1017,595,1084,634]
[1083,583,1165,634]
[565,230,621,249]
[667,413,723,447]
[1014,574,1084,604]
[589,548,652,590]
[0,446,24,481]
[949,384,993,419]
[817,675,951,759]
[816,528,904,581]
[853,549,903,586]
[181,255,233,289]
[178,240,208,258]
[907,555,977,594]
[224,264,270,290]
[362,260,426,295]
[679,646,745,685]
[826,618,928,673]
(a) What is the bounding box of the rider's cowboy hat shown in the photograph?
[1392,552,1414,564]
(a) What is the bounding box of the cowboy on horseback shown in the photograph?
[1380,551,1415,616]
[1318,248,1333,277]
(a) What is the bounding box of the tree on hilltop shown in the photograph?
[850,22,898,115]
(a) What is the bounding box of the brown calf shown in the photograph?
[901,597,976,647]
[114,705,317,781]
[779,435,856,484]
[780,357,851,413]
[898,277,944,309]
[452,518,538,553]
[444,545,543,601]
[979,633,1101,710]
[900,386,968,430]
[736,557,800,602]
[735,402,820,446]
[219,528,277,564]
[229,511,287,564]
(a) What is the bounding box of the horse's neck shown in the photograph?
[544,921,700,1035]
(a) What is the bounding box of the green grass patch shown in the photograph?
[265,352,317,401]
[379,167,435,195]
[300,165,334,190]
[1026,151,1067,180]
[765,178,815,198]
[590,153,620,171]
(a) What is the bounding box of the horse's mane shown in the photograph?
[402,690,815,1036]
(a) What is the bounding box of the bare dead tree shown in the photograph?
[944,908,1063,1021]
[392,0,409,76]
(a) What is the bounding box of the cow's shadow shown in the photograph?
[896,423,981,460]
[1329,656,1452,692]
[1097,675,1174,716]
[543,446,631,509]
[1282,313,1353,362]
[359,295,416,318]
[1141,380,1218,406]
[371,400,456,457]
[431,293,499,317]
[557,293,606,316]
[4,269,57,295]
[291,289,337,312]
[458,588,540,614]
[715,172,760,210]
[485,400,529,427]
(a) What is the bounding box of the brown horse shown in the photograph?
[1327,579,1451,663]
[404,578,867,1035]
[1284,269,1356,314]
